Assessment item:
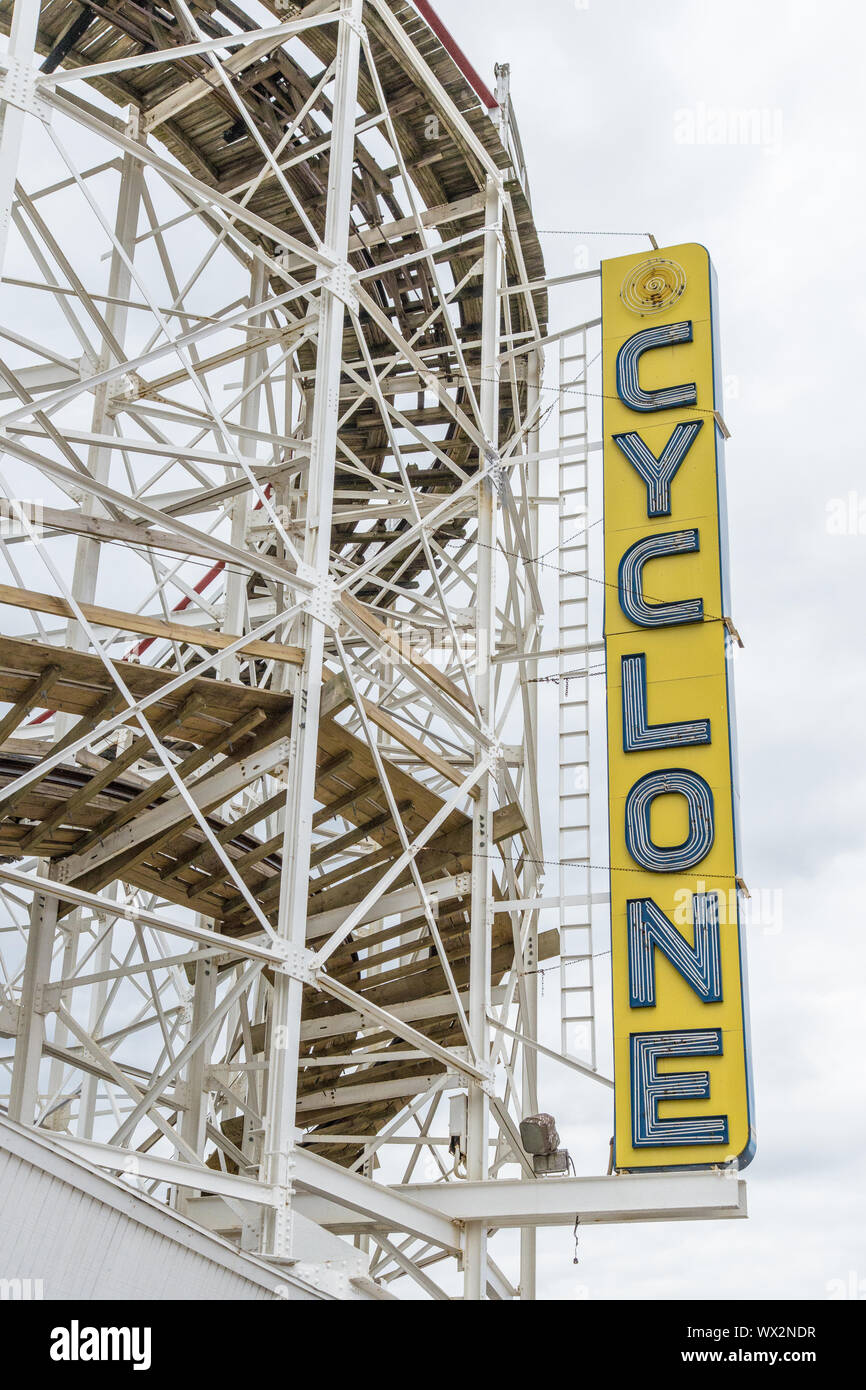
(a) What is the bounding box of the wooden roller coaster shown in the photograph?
[0,0,554,1296]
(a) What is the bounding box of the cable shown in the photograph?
[472,534,732,628]
[526,665,606,686]
[473,369,724,420]
[526,950,612,977]
[536,229,654,240]
[466,849,741,884]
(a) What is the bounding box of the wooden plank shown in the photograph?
[0,690,124,818]
[311,776,379,829]
[0,583,304,667]
[71,706,268,857]
[347,191,485,253]
[316,716,463,835]
[0,636,294,741]
[362,699,476,797]
[19,693,208,854]
[0,664,61,743]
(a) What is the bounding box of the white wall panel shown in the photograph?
[0,1117,327,1301]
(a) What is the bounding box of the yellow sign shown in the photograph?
[601,243,755,1170]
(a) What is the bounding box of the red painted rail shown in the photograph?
[413,0,498,110]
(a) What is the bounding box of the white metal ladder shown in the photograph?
[557,328,597,1071]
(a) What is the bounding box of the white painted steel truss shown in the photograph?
[0,0,743,1300]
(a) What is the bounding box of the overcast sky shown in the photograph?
[430,0,866,1301]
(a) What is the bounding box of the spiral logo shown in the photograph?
[620,258,687,316]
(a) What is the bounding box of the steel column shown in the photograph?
[222,257,267,677]
[8,878,58,1122]
[464,171,503,1300]
[519,345,543,1300]
[259,0,363,1261]
[0,0,41,271]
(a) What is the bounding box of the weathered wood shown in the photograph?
[20,693,207,853]
[0,582,304,666]
[0,664,62,744]
[361,700,476,794]
[0,635,294,737]
[71,705,268,856]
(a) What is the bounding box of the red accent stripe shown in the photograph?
[27,558,226,724]
[413,0,498,110]
[128,559,225,662]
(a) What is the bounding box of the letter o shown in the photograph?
[625,768,714,871]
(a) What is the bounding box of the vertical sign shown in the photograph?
[601,244,755,1171]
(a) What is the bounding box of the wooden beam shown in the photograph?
[71,706,268,858]
[161,750,354,883]
[0,688,125,818]
[361,700,476,797]
[20,693,207,854]
[309,800,413,871]
[0,583,303,666]
[311,776,379,829]
[0,664,61,743]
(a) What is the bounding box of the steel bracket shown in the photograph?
[33,981,63,1015]
[268,1199,294,1262]
[297,562,339,628]
[341,13,366,42]
[270,939,319,985]
[475,1068,497,1098]
[106,370,145,406]
[1,60,51,123]
[289,1255,368,1297]
[484,449,506,499]
[321,260,359,315]
[0,1001,21,1037]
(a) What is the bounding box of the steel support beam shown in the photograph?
[8,877,58,1122]
[464,171,503,1301]
[259,0,363,1261]
[519,344,543,1302]
[0,0,41,270]
[403,1172,749,1228]
[294,1172,747,1234]
[292,1148,462,1253]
